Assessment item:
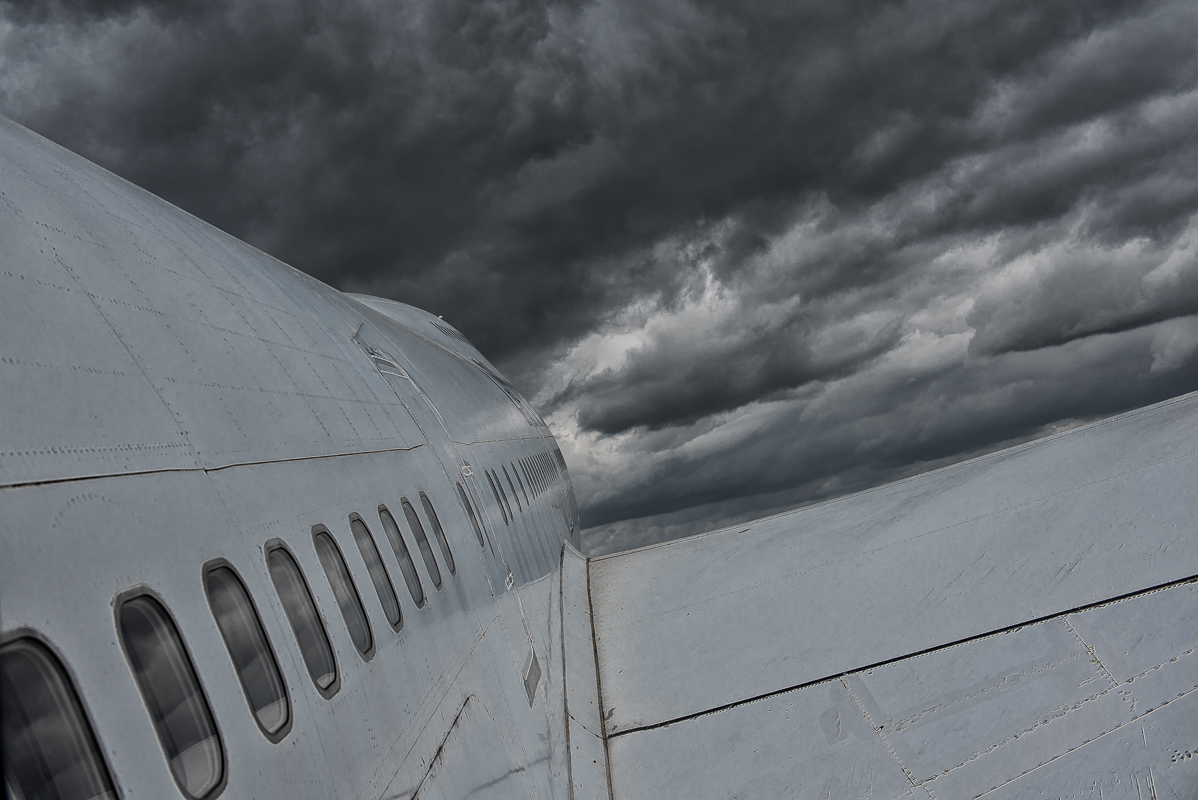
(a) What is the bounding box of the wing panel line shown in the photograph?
[602,572,1198,740]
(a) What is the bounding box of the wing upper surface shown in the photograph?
[589,391,1198,798]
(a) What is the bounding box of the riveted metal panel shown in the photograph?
[591,391,1198,734]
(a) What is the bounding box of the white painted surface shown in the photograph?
[0,117,596,800]
[590,391,1198,735]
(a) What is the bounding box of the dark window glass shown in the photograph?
[349,517,402,630]
[492,470,514,521]
[204,567,289,737]
[457,483,485,549]
[313,530,373,658]
[266,547,337,692]
[485,470,508,525]
[512,461,530,505]
[1,638,117,800]
[502,466,522,512]
[517,458,530,496]
[419,492,455,576]
[401,498,442,590]
[531,456,543,495]
[118,596,223,799]
[534,455,546,493]
[379,506,425,607]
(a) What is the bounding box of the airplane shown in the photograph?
[1,112,1197,800]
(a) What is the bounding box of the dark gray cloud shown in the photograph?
[4,0,1198,553]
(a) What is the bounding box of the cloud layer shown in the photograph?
[5,0,1198,552]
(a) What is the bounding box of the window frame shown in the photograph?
[201,559,293,743]
[457,482,487,550]
[511,461,530,506]
[485,470,509,525]
[533,454,546,493]
[491,469,514,521]
[0,627,123,800]
[378,504,427,608]
[400,497,443,591]
[312,525,375,662]
[113,587,227,800]
[264,539,341,700]
[527,456,541,495]
[418,491,456,577]
[502,465,522,513]
[348,513,404,632]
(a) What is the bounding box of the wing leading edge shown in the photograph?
[589,391,1198,799]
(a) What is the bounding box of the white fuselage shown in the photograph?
[0,117,603,800]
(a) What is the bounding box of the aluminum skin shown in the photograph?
[0,117,597,800]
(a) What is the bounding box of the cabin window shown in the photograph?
[350,516,402,631]
[485,470,508,525]
[533,455,545,493]
[266,545,338,695]
[379,506,425,607]
[204,566,289,738]
[457,483,486,548]
[118,595,224,799]
[419,492,456,576]
[1,637,118,800]
[492,470,514,521]
[401,498,442,590]
[528,456,542,495]
[517,457,530,496]
[512,461,530,505]
[313,529,373,659]
[502,466,522,512]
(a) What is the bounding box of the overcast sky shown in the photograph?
[4,0,1198,554]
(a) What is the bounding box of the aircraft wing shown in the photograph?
[587,392,1198,799]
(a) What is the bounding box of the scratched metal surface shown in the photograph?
[606,580,1198,799]
[0,116,548,489]
[0,117,600,800]
[590,389,1198,735]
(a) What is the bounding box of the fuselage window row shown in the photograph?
[0,488,468,800]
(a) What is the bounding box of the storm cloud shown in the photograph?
[4,0,1198,553]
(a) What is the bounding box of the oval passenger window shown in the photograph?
[402,498,442,590]
[533,455,546,493]
[491,469,514,521]
[457,483,486,549]
[379,505,425,607]
[350,516,403,630]
[486,470,508,525]
[1,637,118,800]
[118,595,224,799]
[502,466,522,512]
[313,529,374,658]
[204,566,290,737]
[419,492,455,576]
[511,461,530,505]
[266,546,338,693]
[528,456,539,494]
